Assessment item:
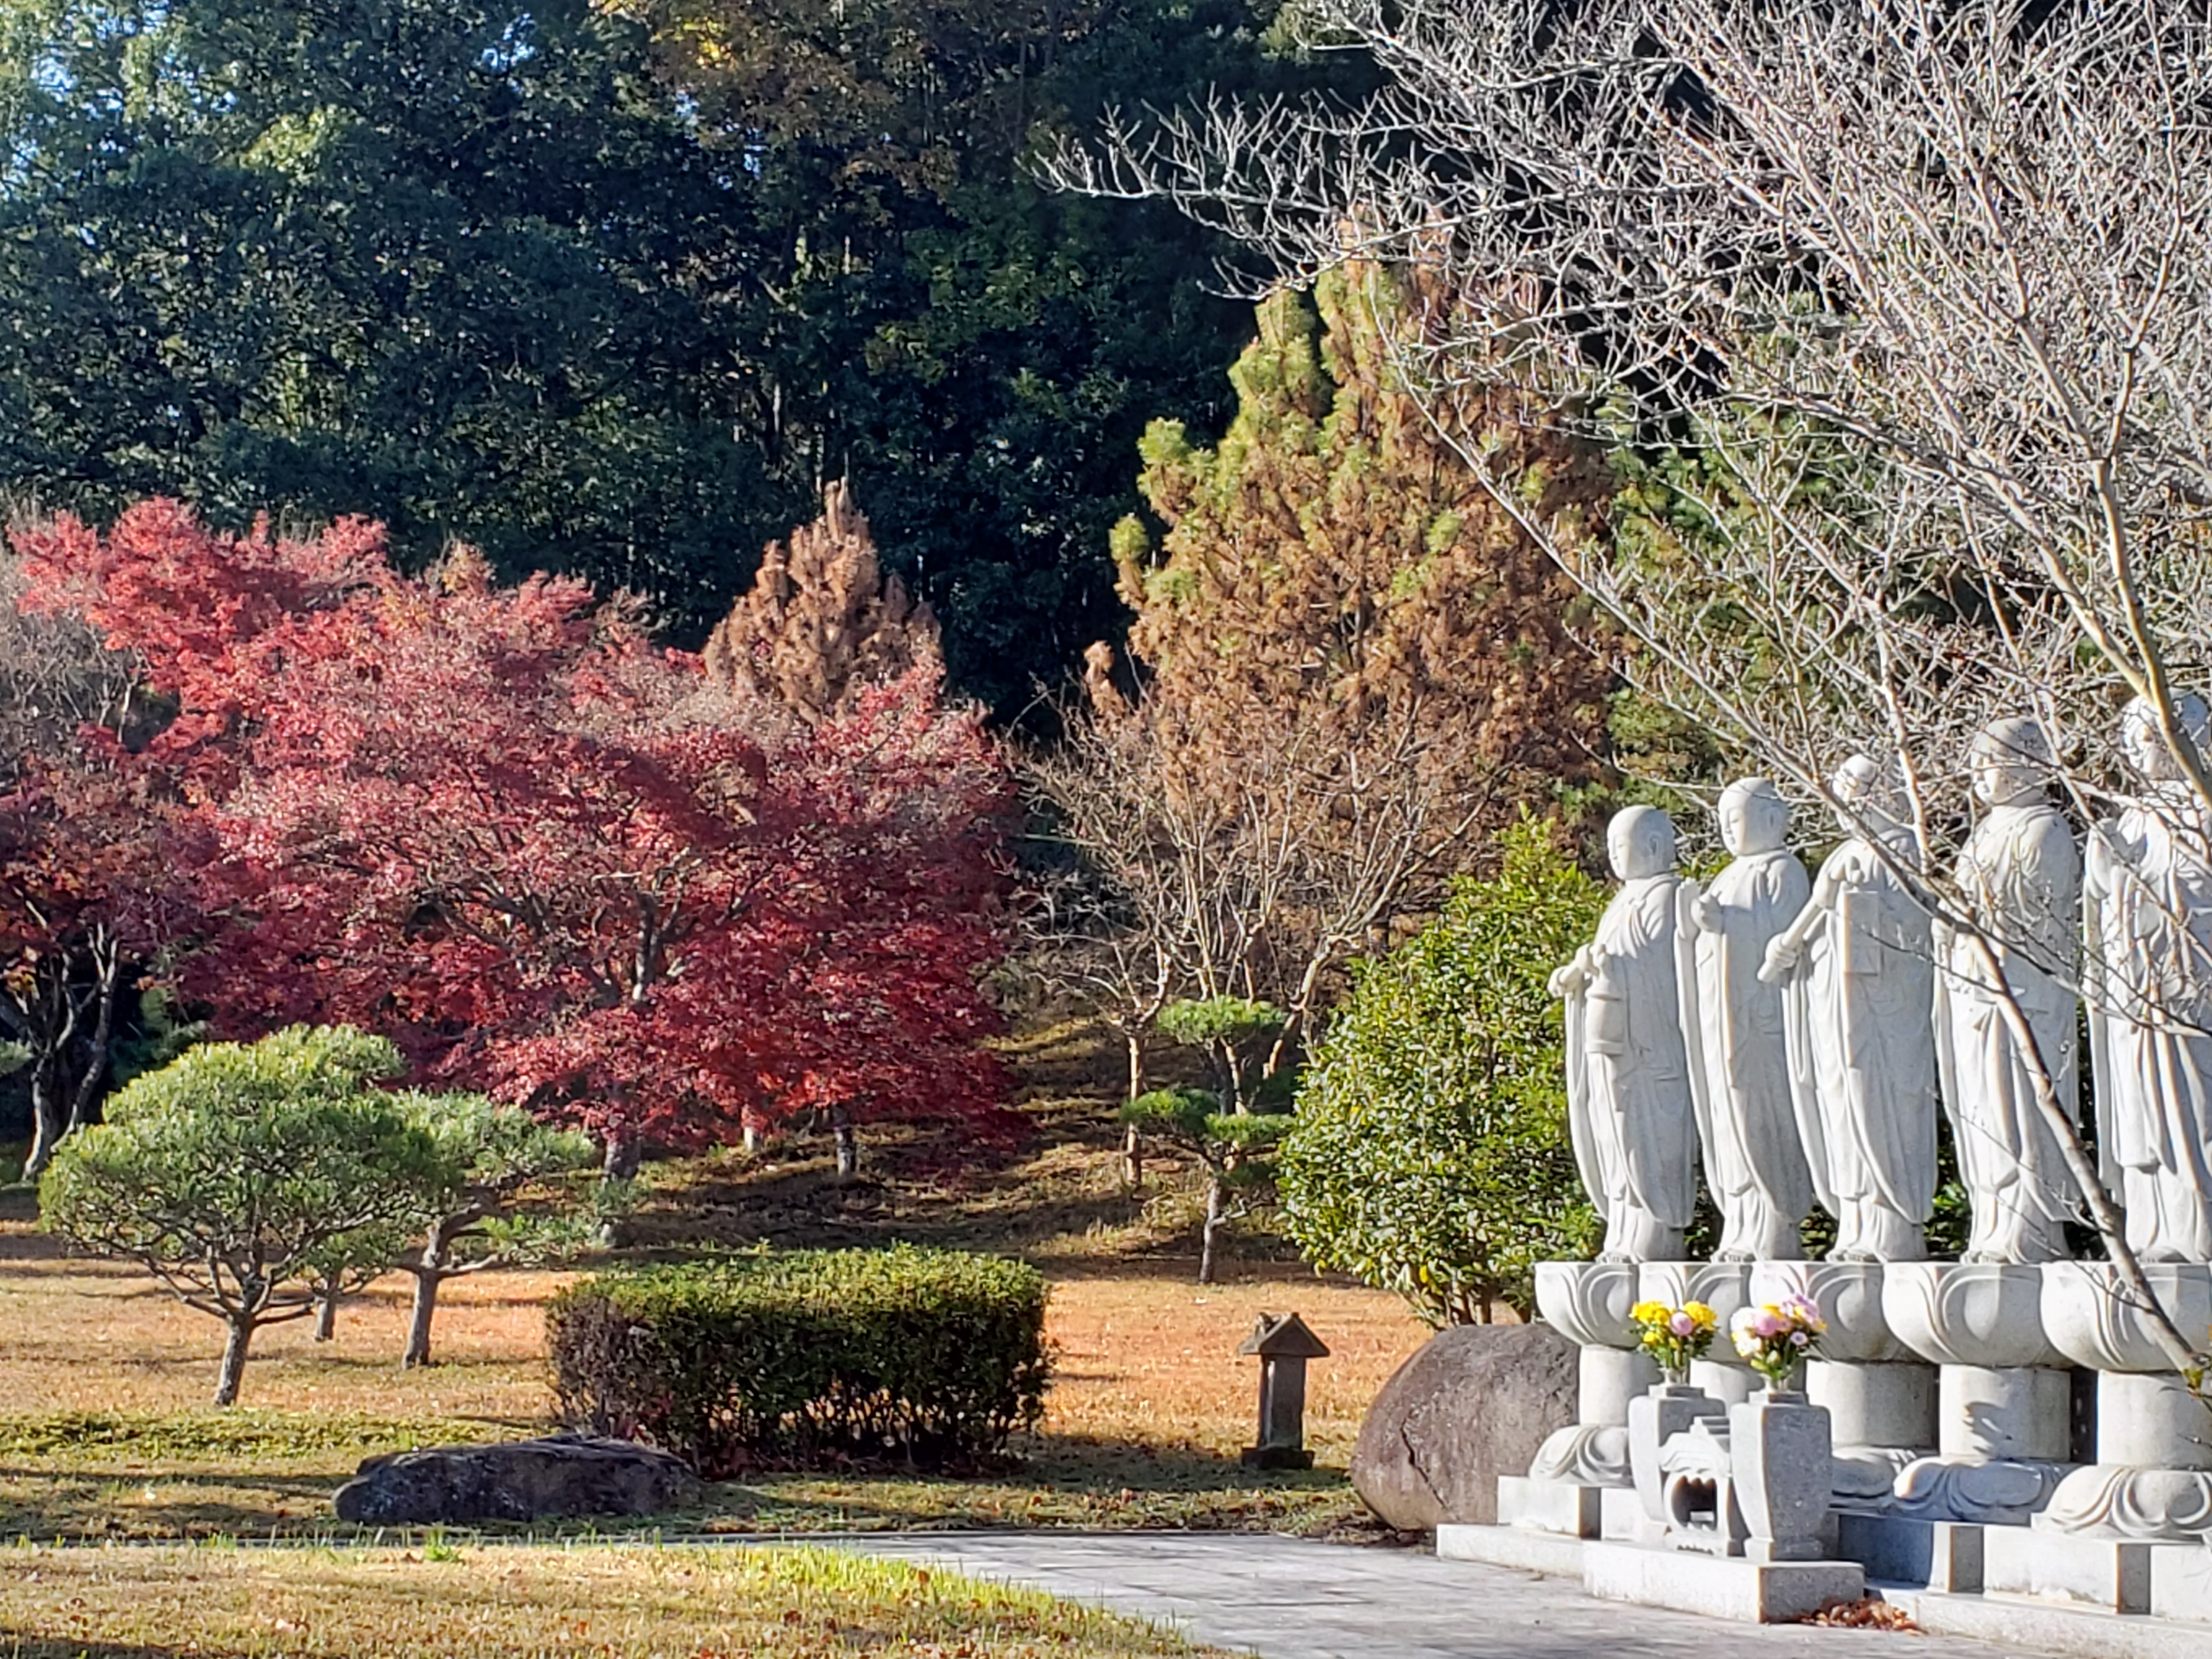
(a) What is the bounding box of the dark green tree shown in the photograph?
[0,0,804,628]
[606,0,1363,708]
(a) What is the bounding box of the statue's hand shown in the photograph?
[1691,893,1724,933]
[1759,935,1803,985]
[1549,954,1589,998]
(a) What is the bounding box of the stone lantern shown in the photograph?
[1239,1311,1329,1469]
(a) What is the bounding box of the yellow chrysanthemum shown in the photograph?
[1629,1300,1668,1325]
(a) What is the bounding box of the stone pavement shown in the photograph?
[837,1532,2012,1659]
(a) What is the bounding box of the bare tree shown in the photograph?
[1049,0,2212,1370]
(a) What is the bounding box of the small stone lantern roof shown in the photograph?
[1239,1311,1330,1359]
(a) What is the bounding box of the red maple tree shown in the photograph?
[14,503,1012,1169]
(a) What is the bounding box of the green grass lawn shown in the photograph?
[0,1541,1226,1658]
[0,1411,1371,1544]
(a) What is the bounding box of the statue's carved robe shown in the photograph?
[1565,873,1699,1261]
[1782,829,1939,1261]
[1937,802,2081,1263]
[1681,849,1814,1260]
[2087,785,2212,1262]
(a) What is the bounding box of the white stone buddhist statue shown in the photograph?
[1679,778,1815,1261]
[1935,717,2082,1265]
[2085,694,2212,1263]
[1551,805,1699,1262]
[1760,755,1938,1262]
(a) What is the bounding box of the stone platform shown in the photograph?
[1441,1525,1864,1622]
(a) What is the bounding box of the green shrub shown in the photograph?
[546,1246,1050,1475]
[1280,819,1605,1325]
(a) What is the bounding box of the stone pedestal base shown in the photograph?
[2150,1543,2212,1624]
[1497,1474,1640,1540]
[1807,1359,1933,1509]
[1436,1520,1584,1577]
[1832,1512,1984,1592]
[2038,1372,2212,1540]
[1753,1260,1934,1511]
[2040,1262,2212,1542]
[1880,1260,2074,1524]
[1891,1363,2070,1522]
[1440,1527,1865,1623]
[1985,1525,2156,1613]
[1581,1541,1864,1623]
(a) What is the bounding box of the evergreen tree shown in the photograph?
[0,0,797,624]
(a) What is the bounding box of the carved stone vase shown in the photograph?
[1730,1390,1832,1562]
[1751,1260,1933,1510]
[1628,1380,1725,1524]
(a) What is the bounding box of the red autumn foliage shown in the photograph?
[10,501,1013,1162]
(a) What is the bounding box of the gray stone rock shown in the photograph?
[332,1434,702,1525]
[1351,1322,1578,1530]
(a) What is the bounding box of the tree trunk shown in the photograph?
[1121,1031,1145,1189]
[404,1271,444,1369]
[601,1132,641,1183]
[313,1278,341,1342]
[1198,1175,1224,1285]
[215,1316,255,1408]
[832,1105,859,1181]
[20,1072,64,1182]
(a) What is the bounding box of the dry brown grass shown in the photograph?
[0,1544,1222,1658]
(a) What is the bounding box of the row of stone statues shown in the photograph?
[1552,699,2212,1268]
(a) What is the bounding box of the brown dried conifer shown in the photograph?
[703,481,941,723]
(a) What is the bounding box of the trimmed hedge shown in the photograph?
[546,1246,1051,1475]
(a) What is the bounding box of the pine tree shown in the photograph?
[1040,263,1613,1088]
[702,483,942,724]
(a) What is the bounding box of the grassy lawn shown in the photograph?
[0,1543,1224,1658]
[0,1021,1432,1544]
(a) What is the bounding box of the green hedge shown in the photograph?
[546,1246,1050,1475]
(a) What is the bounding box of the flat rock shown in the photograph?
[332,1434,702,1525]
[1351,1322,1578,1530]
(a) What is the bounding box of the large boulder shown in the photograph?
[1350,1322,1578,1530]
[333,1434,702,1525]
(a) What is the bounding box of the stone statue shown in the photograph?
[1760,755,1938,1262]
[1551,805,1699,1262]
[1678,778,1816,1260]
[1934,718,2082,1264]
[2085,694,2212,1263]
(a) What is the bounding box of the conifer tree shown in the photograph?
[702,483,942,724]
[1039,264,1611,1091]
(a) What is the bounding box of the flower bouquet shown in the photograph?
[1629,1298,1719,1384]
[1729,1295,1827,1389]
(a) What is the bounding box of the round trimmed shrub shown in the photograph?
[546,1246,1049,1474]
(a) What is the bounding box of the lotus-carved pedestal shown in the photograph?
[1751,1260,1934,1511]
[1882,1262,2072,1524]
[2039,1262,2212,1541]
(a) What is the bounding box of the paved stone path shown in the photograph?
[838,1532,2012,1659]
